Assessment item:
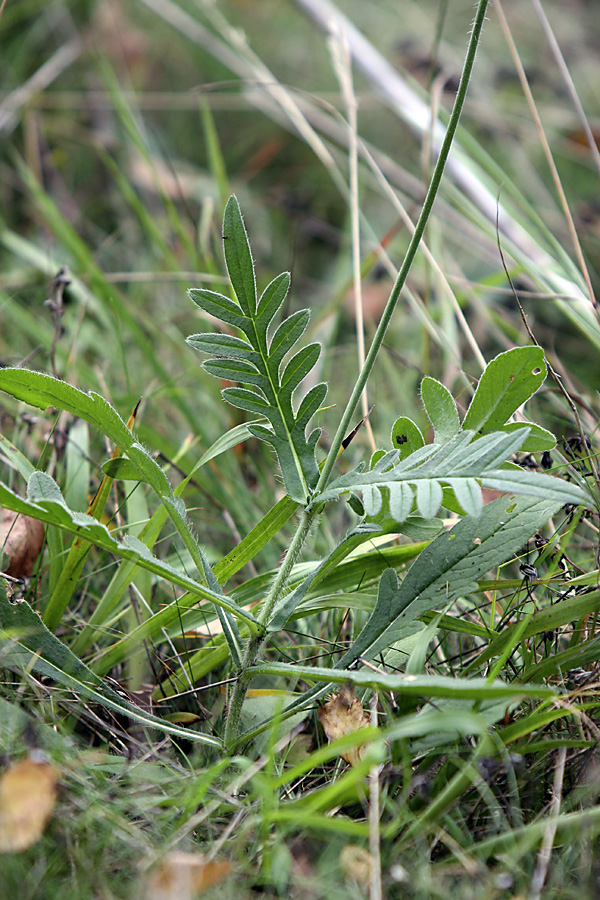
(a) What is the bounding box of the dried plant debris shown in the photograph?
[145,851,232,900]
[0,755,59,852]
[318,685,371,766]
[0,509,44,577]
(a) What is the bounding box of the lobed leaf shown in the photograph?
[315,428,589,520]
[187,196,326,503]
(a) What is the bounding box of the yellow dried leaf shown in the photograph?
[318,685,370,766]
[146,851,232,899]
[0,757,59,852]
[339,844,374,885]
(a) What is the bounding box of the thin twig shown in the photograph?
[0,38,83,133]
[530,0,600,180]
[528,746,567,900]
[330,27,375,452]
[368,694,382,900]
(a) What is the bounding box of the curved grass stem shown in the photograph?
[314,0,491,497]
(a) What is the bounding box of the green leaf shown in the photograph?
[499,421,556,452]
[222,386,271,414]
[187,332,254,360]
[416,479,443,518]
[0,367,229,624]
[446,477,483,517]
[463,346,546,433]
[267,310,310,379]
[102,456,148,481]
[391,416,424,460]
[0,474,261,631]
[0,368,172,500]
[256,272,291,328]
[245,661,553,701]
[280,344,321,395]
[339,495,565,665]
[187,196,326,503]
[388,482,414,522]
[223,194,257,317]
[363,485,382,516]
[203,358,263,385]
[0,582,220,748]
[0,367,132,446]
[421,376,460,442]
[315,428,589,517]
[188,288,245,328]
[479,468,589,504]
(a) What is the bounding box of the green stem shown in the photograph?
[314,0,490,497]
[223,507,316,747]
[258,506,316,627]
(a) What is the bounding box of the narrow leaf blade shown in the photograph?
[223,195,257,317]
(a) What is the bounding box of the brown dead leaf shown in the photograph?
[146,851,232,899]
[318,685,370,766]
[0,756,59,852]
[0,509,45,577]
[339,845,374,885]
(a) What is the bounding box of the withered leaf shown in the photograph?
[0,757,59,852]
[339,844,374,885]
[146,851,232,899]
[318,685,371,766]
[0,509,45,577]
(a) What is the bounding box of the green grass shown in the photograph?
[1,1,600,897]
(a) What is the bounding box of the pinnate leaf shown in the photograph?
[316,428,588,521]
[187,196,325,503]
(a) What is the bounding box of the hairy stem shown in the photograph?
[223,507,316,747]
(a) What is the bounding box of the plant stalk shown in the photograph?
[223,506,316,747]
[314,0,491,497]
